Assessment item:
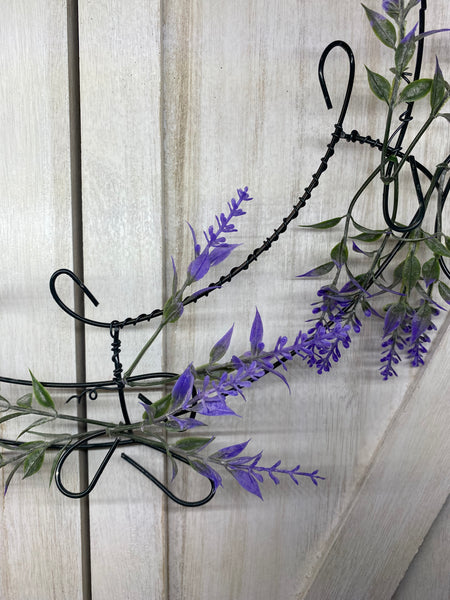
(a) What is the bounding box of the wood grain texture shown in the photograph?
[0,2,82,598]
[0,1,448,598]
[162,1,450,599]
[392,495,450,600]
[78,1,166,598]
[300,312,450,600]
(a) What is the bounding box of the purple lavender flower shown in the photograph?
[186,187,252,283]
[305,322,352,374]
[207,439,325,499]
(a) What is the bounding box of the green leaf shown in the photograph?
[299,216,345,229]
[430,59,447,115]
[365,66,391,103]
[438,281,450,304]
[402,253,421,293]
[445,236,450,252]
[398,79,432,104]
[395,39,416,73]
[351,218,385,235]
[330,239,348,267]
[297,262,335,278]
[438,112,450,122]
[350,232,383,242]
[362,5,397,48]
[151,393,172,419]
[422,257,440,286]
[162,293,184,323]
[23,447,46,479]
[391,259,405,287]
[424,236,450,258]
[16,393,32,408]
[30,372,55,410]
[0,411,23,425]
[174,436,214,452]
[4,460,25,495]
[0,395,11,412]
[17,416,55,440]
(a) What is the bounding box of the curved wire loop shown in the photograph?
[121,452,216,507]
[54,432,216,506]
[55,430,119,498]
[50,269,111,328]
[318,40,355,128]
[382,156,426,232]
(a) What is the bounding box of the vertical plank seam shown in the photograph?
[66,1,92,599]
[159,1,170,599]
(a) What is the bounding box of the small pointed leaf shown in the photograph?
[398,79,432,104]
[174,436,214,452]
[23,447,46,479]
[402,253,421,293]
[297,262,335,278]
[365,67,391,103]
[30,372,55,410]
[299,216,344,229]
[362,5,397,48]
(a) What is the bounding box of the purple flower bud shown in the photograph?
[171,365,194,410]
[400,22,417,45]
[250,308,264,355]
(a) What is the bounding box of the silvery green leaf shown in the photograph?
[402,253,421,293]
[23,447,46,479]
[4,460,24,495]
[30,372,55,410]
[362,5,396,48]
[16,393,32,408]
[398,79,432,104]
[351,218,385,235]
[350,232,383,242]
[209,325,234,364]
[395,38,416,72]
[299,216,344,229]
[330,239,348,267]
[0,412,23,425]
[430,58,447,115]
[365,67,391,103]
[438,281,450,304]
[174,436,214,452]
[297,262,335,278]
[422,257,440,287]
[424,236,450,258]
[0,395,10,412]
[17,416,55,440]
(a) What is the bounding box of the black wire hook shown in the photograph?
[55,430,119,498]
[382,156,426,232]
[318,40,355,129]
[54,431,216,506]
[49,268,111,328]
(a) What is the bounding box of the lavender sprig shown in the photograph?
[188,440,324,500]
[124,187,252,379]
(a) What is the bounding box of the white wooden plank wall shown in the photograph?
[1,1,448,599]
[0,2,83,599]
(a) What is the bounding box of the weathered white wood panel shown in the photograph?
[0,1,448,599]
[300,312,450,599]
[78,1,166,598]
[393,495,450,600]
[0,2,82,599]
[161,1,450,599]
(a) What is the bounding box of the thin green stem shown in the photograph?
[124,319,168,380]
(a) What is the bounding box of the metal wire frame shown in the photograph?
[0,2,448,504]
